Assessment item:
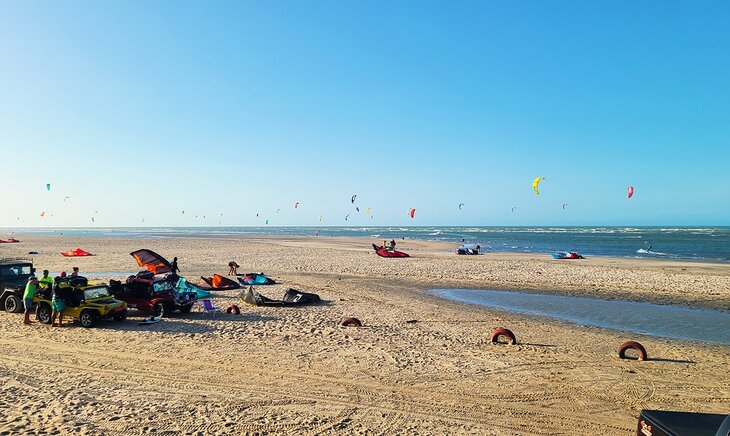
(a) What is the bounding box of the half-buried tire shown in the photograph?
[618,341,647,361]
[491,327,516,345]
[341,317,362,327]
[225,304,240,315]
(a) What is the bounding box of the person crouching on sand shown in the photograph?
[228,261,239,276]
[23,276,39,325]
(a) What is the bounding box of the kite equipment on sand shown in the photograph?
[238,273,276,286]
[200,274,240,290]
[372,243,410,258]
[551,251,584,260]
[240,286,320,307]
[61,248,93,257]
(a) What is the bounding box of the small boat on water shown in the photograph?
[551,251,585,259]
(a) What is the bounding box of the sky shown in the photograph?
[1,1,728,227]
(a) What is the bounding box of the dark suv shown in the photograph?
[0,259,35,313]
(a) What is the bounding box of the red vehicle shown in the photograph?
[108,249,196,317]
[109,272,196,317]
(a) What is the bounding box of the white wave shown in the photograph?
[636,248,667,256]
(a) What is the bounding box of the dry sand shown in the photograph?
[1,235,728,435]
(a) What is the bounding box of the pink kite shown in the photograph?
[628,186,634,199]
[0,238,19,243]
[61,248,93,257]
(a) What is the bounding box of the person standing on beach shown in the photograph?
[71,267,79,277]
[23,276,39,325]
[228,261,239,276]
[51,276,68,327]
[170,257,180,274]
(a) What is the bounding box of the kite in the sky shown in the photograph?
[511,207,516,212]
[345,213,350,221]
[409,208,416,218]
[562,203,568,209]
[366,208,371,214]
[356,207,360,212]
[63,196,70,202]
[351,195,357,204]
[265,219,269,225]
[40,211,45,218]
[276,209,281,214]
[91,217,95,223]
[458,203,464,210]
[628,186,634,199]
[46,183,51,191]
[182,210,185,214]
[532,177,545,195]
[319,215,324,222]
[295,202,299,209]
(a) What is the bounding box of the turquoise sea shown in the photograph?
[3,226,729,263]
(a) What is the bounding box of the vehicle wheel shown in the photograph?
[113,310,127,322]
[79,310,99,328]
[4,295,22,313]
[151,302,170,318]
[178,304,193,314]
[36,303,52,324]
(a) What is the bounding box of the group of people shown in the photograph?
[22,267,82,327]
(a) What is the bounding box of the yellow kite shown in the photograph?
[532,177,545,195]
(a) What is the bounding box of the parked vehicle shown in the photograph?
[0,258,35,313]
[109,271,196,317]
[34,284,127,328]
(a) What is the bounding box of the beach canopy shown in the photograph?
[240,286,320,307]
[131,249,171,274]
[200,274,240,290]
[61,248,93,257]
[237,273,276,286]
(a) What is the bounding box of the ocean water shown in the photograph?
[3,226,729,262]
[433,289,730,345]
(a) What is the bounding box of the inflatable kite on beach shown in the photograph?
[372,243,410,258]
[200,274,240,290]
[62,248,93,257]
[628,186,634,198]
[130,249,172,274]
[532,177,545,195]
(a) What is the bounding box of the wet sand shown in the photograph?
[1,235,728,435]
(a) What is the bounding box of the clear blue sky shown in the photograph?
[1,1,728,227]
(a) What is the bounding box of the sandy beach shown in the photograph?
[1,235,728,435]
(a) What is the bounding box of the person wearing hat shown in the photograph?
[23,275,39,325]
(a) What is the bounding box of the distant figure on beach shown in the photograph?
[389,239,397,250]
[170,257,180,274]
[71,266,79,277]
[476,244,481,254]
[228,261,239,276]
[23,276,38,325]
[51,276,69,327]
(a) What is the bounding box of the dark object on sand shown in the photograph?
[456,244,481,255]
[406,319,418,324]
[341,317,362,327]
[240,286,320,307]
[491,327,517,345]
[200,274,240,290]
[225,304,240,314]
[618,341,647,361]
[372,243,410,258]
[637,409,730,436]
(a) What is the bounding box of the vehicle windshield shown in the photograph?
[0,265,32,277]
[82,286,111,299]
